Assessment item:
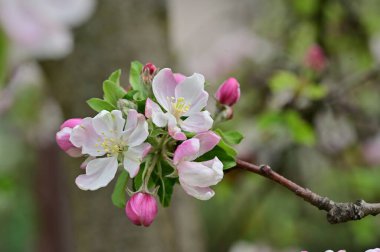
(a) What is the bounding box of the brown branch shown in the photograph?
[235,159,380,224]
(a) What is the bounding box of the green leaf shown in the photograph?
[303,84,328,100]
[284,110,315,146]
[111,170,129,208]
[157,160,177,207]
[216,136,237,157]
[196,146,236,170]
[103,80,127,106]
[129,61,144,91]
[216,129,244,145]
[124,90,139,100]
[108,69,121,85]
[0,28,8,87]
[269,71,299,93]
[87,98,116,112]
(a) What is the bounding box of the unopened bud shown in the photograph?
[142,62,157,83]
[56,118,82,157]
[125,192,158,227]
[215,77,240,106]
[304,44,326,72]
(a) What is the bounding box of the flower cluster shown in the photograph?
[56,61,242,226]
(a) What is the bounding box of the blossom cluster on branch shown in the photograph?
[56,61,242,226]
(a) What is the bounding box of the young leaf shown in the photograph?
[111,170,129,208]
[196,146,236,170]
[87,98,116,112]
[103,80,127,106]
[215,129,244,145]
[129,61,144,91]
[108,69,121,85]
[157,160,177,207]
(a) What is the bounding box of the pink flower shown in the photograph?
[173,131,223,200]
[366,249,380,252]
[215,77,240,106]
[304,44,326,72]
[173,73,186,84]
[125,192,158,227]
[56,118,82,157]
[145,68,213,140]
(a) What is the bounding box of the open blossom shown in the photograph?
[125,192,158,227]
[173,131,223,200]
[366,249,380,252]
[145,68,213,140]
[56,118,82,157]
[215,77,240,106]
[69,109,151,190]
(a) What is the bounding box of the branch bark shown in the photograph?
[235,159,380,224]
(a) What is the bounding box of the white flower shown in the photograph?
[173,131,223,200]
[0,0,96,60]
[145,68,213,140]
[70,109,151,190]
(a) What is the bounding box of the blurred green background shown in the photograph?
[1,0,380,251]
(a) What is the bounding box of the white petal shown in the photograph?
[152,68,178,111]
[180,111,213,133]
[180,180,215,200]
[75,156,118,190]
[123,143,151,178]
[92,110,125,138]
[70,117,105,156]
[174,73,208,115]
[145,99,167,127]
[167,113,186,140]
[123,114,149,147]
[177,158,223,187]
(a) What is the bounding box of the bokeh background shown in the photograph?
[1,0,380,251]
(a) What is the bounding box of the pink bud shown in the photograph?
[215,77,240,106]
[125,192,158,227]
[56,118,82,157]
[173,73,186,84]
[142,62,157,75]
[304,44,326,72]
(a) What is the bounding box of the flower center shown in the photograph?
[96,136,125,156]
[169,97,191,118]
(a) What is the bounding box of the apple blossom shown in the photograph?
[173,131,223,200]
[145,68,213,140]
[215,77,241,106]
[125,192,158,227]
[70,109,151,190]
[366,249,380,252]
[56,118,82,157]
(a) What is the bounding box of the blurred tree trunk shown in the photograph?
[41,1,205,251]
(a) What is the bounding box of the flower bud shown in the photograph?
[125,192,158,227]
[56,118,82,157]
[142,62,157,83]
[304,44,326,72]
[215,77,240,106]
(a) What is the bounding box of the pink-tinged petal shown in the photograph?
[174,73,207,115]
[180,111,213,133]
[92,110,125,138]
[123,143,151,178]
[152,68,178,111]
[126,192,158,227]
[60,118,82,130]
[179,180,215,200]
[194,131,221,157]
[65,147,82,158]
[167,113,186,141]
[177,158,223,187]
[173,73,186,84]
[80,156,95,169]
[75,156,118,191]
[173,139,200,165]
[56,127,74,151]
[124,109,138,132]
[145,98,167,127]
[70,118,105,156]
[123,114,149,147]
